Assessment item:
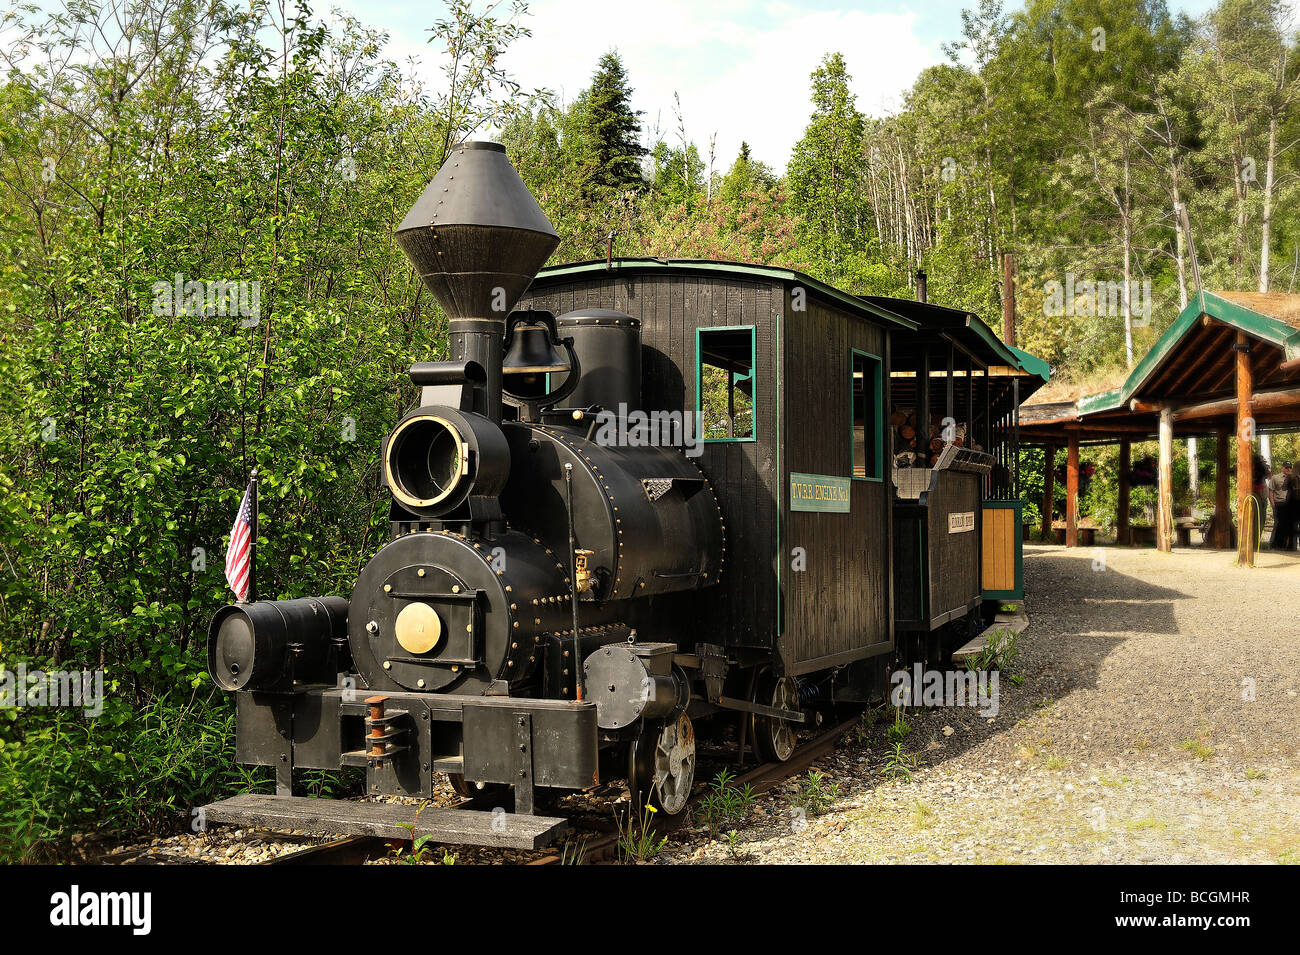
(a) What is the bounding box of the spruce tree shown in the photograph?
[574,51,647,196]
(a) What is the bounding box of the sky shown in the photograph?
[333,0,1225,173]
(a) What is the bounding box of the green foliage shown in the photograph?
[722,829,752,862]
[0,0,532,861]
[882,741,920,781]
[886,712,912,741]
[695,768,755,838]
[616,801,668,863]
[571,51,647,199]
[963,628,1021,673]
[791,769,841,816]
[787,52,869,285]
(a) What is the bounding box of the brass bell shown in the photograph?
[502,322,571,376]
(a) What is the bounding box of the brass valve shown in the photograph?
[573,549,596,594]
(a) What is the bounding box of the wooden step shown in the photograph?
[202,794,567,850]
[952,602,1029,665]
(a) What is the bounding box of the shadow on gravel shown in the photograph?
[1024,547,1189,636]
[813,548,1195,790]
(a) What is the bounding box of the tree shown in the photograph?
[787,52,868,282]
[571,51,646,199]
[718,142,776,206]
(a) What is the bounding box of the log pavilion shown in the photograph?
[1019,291,1300,558]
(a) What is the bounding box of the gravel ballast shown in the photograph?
[659,544,1300,864]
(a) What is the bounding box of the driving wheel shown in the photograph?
[628,712,696,816]
[752,670,799,763]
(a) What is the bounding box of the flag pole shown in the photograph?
[247,468,258,604]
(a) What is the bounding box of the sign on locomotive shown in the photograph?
[203,142,1047,847]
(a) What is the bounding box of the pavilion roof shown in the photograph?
[1019,291,1300,446]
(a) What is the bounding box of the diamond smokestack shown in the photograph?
[395,141,560,420]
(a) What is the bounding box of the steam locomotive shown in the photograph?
[204,142,1042,846]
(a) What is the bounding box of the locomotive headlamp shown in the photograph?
[385,414,469,510]
[382,405,511,519]
[394,602,442,655]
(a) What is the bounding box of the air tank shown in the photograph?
[553,308,642,413]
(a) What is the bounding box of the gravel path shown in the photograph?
[658,544,1300,864]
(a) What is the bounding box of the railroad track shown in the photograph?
[264,711,862,866]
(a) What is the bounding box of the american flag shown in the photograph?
[224,480,255,601]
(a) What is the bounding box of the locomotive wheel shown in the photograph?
[448,773,514,810]
[628,712,696,816]
[752,672,799,763]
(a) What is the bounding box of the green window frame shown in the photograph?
[851,349,883,481]
[697,325,757,442]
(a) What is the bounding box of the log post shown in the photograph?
[1214,429,1231,548]
[1066,430,1080,548]
[1236,332,1255,564]
[1157,407,1174,552]
[1042,445,1056,542]
[1117,440,1131,545]
[1002,253,1016,347]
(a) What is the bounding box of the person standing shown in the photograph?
[1291,464,1300,551]
[1268,461,1294,551]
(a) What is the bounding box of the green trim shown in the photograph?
[696,325,757,443]
[1070,290,1300,417]
[850,348,884,482]
[981,499,1024,600]
[1076,387,1124,415]
[963,316,1048,382]
[1007,344,1051,383]
[534,258,919,331]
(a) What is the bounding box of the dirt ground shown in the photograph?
[660,544,1300,864]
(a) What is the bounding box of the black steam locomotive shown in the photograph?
[204,142,1042,846]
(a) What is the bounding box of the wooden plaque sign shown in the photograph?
[790,472,851,513]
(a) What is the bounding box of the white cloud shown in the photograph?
[341,0,940,172]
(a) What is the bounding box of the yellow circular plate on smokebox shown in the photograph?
[394,602,442,654]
